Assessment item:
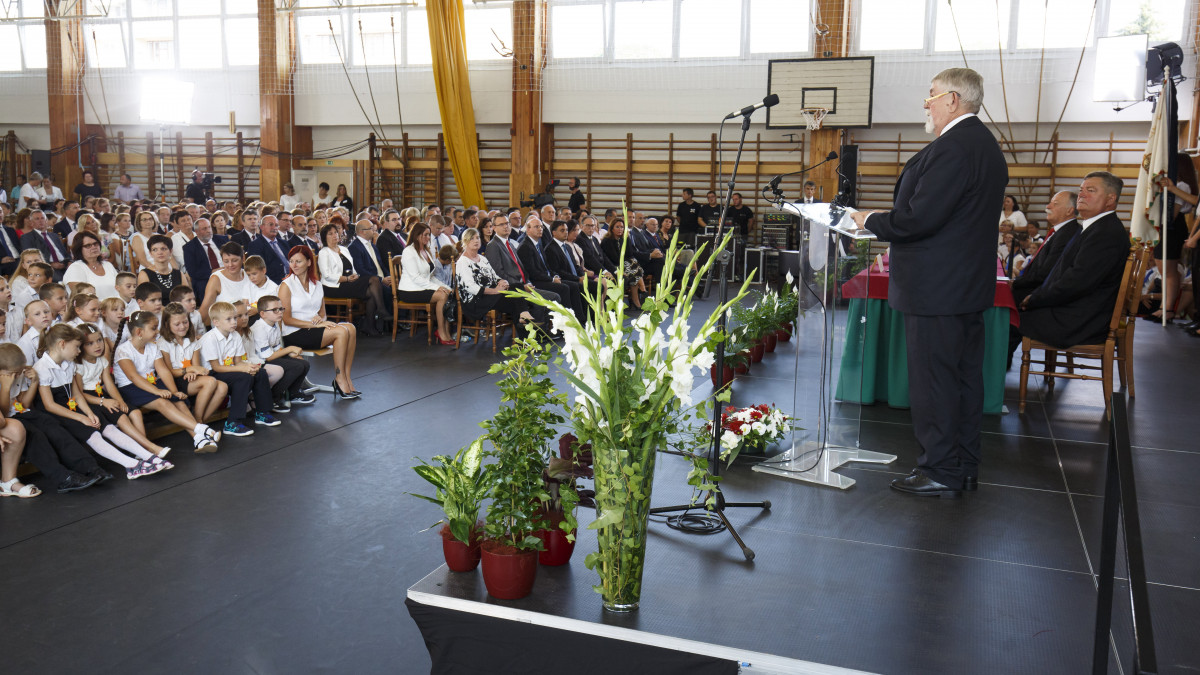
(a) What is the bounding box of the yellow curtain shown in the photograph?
[426,0,486,210]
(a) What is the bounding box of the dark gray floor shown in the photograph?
[1,301,1197,674]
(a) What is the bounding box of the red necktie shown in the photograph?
[42,232,59,262]
[505,240,526,283]
[1030,226,1057,261]
[206,241,220,270]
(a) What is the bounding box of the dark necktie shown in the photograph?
[205,241,220,270]
[504,239,526,283]
[270,238,287,264]
[561,241,577,276]
[42,232,59,262]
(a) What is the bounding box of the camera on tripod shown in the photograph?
[520,179,560,208]
[201,172,223,191]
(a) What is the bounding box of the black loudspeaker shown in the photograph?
[838,144,858,208]
[1146,42,1184,84]
[31,150,51,177]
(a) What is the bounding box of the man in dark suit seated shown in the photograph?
[1016,172,1132,349]
[19,209,71,279]
[544,219,599,322]
[518,219,586,325]
[576,216,617,278]
[0,216,23,276]
[850,67,1008,499]
[182,218,229,296]
[484,218,561,308]
[376,208,405,268]
[245,216,291,284]
[626,212,665,280]
[1012,190,1080,305]
[346,219,392,289]
[229,211,259,248]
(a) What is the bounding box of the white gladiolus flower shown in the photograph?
[692,348,715,374]
[786,271,795,285]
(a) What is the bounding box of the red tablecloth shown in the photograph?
[841,258,1019,327]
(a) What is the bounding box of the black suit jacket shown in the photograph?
[230,229,256,249]
[182,234,229,295]
[246,236,290,284]
[0,225,20,276]
[543,237,582,280]
[1011,219,1080,304]
[53,219,74,241]
[577,234,615,275]
[20,228,71,265]
[1020,212,1131,347]
[865,115,1008,315]
[517,238,555,283]
[376,229,404,269]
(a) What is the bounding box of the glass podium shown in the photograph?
[751,202,897,489]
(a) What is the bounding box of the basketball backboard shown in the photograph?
[767,57,875,129]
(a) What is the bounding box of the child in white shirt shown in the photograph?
[157,302,227,425]
[246,295,312,412]
[198,301,278,437]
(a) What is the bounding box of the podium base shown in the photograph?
[752,441,897,490]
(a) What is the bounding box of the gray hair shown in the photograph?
[1063,190,1078,210]
[1084,171,1124,198]
[933,68,984,114]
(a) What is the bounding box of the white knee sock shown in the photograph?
[86,431,138,469]
[101,425,155,461]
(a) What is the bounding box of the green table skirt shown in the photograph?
[835,299,1011,415]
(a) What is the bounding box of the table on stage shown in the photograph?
[835,259,1019,415]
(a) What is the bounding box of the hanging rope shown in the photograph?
[1039,0,1099,166]
[391,15,407,142]
[946,0,1018,166]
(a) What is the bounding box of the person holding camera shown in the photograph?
[185,170,208,204]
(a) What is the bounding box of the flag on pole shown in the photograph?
[1131,75,1176,243]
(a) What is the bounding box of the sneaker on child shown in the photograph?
[254,412,281,427]
[224,421,254,437]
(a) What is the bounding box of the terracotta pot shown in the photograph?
[442,535,482,573]
[481,542,539,600]
[709,363,735,388]
[775,328,791,342]
[537,527,576,566]
[750,343,765,363]
[734,352,750,374]
[762,332,777,353]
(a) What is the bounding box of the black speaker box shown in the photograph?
[838,144,858,208]
[31,150,51,177]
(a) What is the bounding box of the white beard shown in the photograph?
[924,116,936,135]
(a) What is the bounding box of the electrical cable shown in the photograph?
[391,16,407,148]
[1039,0,1099,166]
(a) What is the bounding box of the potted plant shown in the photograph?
[731,296,768,363]
[515,212,749,612]
[708,330,736,388]
[757,294,779,353]
[537,453,585,566]
[776,273,800,341]
[714,404,792,462]
[409,436,492,572]
[479,334,566,600]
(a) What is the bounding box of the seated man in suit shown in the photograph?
[347,219,393,290]
[19,209,71,279]
[230,210,259,248]
[626,211,665,281]
[1012,190,1081,305]
[245,215,291,285]
[1016,172,1132,350]
[576,215,617,278]
[518,219,586,325]
[182,218,229,296]
[376,208,405,267]
[0,215,22,276]
[484,218,561,308]
[543,219,599,322]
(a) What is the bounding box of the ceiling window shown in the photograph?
[750,0,810,54]
[679,0,742,58]
[934,0,1011,52]
[465,6,513,62]
[858,0,924,51]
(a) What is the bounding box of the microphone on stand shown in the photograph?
[765,151,839,203]
[724,94,781,120]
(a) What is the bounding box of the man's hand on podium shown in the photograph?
[849,210,884,233]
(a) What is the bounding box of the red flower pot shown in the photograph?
[536,527,576,566]
[710,363,735,387]
[762,332,778,353]
[481,541,539,600]
[750,343,765,363]
[735,351,750,374]
[443,538,481,573]
[775,328,791,342]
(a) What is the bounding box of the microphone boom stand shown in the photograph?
[653,111,770,562]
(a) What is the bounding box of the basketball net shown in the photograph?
[800,108,828,131]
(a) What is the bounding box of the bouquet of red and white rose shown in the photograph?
[713,404,790,462]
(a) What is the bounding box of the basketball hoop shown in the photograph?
[800,108,828,131]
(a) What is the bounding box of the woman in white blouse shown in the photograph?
[278,244,359,398]
[199,241,254,324]
[397,223,454,345]
[999,194,1027,232]
[64,231,120,299]
[279,183,301,212]
[129,211,159,273]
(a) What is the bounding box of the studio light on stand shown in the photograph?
[139,76,194,201]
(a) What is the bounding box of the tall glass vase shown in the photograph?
[592,444,658,612]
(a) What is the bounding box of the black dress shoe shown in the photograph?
[57,472,99,493]
[87,468,114,485]
[891,473,962,499]
[1178,320,1199,331]
[963,476,978,492]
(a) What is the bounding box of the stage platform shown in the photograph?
[1,296,1197,674]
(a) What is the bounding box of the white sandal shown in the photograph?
[0,478,42,498]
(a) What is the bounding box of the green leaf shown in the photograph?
[587,508,623,530]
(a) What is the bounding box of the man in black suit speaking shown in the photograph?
[1017,172,1131,348]
[850,68,1008,499]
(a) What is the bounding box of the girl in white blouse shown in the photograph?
[77,324,163,456]
[397,223,454,345]
[157,302,228,424]
[279,245,359,398]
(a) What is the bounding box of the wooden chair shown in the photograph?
[1018,245,1147,418]
[389,255,434,344]
[1114,244,1154,399]
[452,267,512,353]
[324,297,362,324]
